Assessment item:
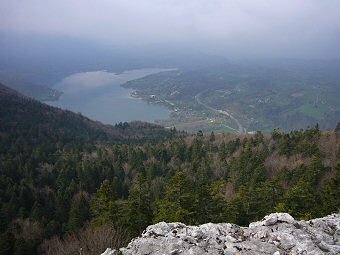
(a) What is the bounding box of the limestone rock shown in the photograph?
[100,248,117,255]
[101,213,340,255]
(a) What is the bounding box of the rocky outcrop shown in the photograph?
[101,213,340,255]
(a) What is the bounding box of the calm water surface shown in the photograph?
[48,69,171,124]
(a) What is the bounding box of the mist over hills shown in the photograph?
[1,1,340,254]
[0,83,176,145]
[0,34,225,85]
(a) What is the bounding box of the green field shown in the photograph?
[299,103,328,118]
[123,60,340,132]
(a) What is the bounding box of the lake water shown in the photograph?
[48,69,171,124]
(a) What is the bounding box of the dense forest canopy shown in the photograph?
[0,84,339,254]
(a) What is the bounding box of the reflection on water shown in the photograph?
[48,68,171,124]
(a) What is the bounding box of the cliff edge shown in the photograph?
[102,213,340,254]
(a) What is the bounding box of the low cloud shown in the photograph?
[1,0,340,58]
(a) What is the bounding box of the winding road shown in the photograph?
[195,91,245,133]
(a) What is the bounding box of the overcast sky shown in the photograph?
[1,0,340,58]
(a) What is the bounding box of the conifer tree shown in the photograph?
[0,232,15,255]
[209,131,215,142]
[281,182,318,219]
[192,164,214,223]
[219,141,227,161]
[154,171,193,224]
[321,163,340,214]
[335,122,340,132]
[120,175,153,237]
[67,193,90,231]
[91,180,118,225]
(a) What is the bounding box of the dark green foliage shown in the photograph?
[1,124,339,252]
[119,175,153,238]
[335,122,340,132]
[67,193,90,231]
[154,171,194,223]
[321,163,340,214]
[0,84,339,253]
[13,238,30,255]
[0,232,15,255]
[91,180,119,225]
[272,125,321,156]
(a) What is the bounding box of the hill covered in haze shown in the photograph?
[0,83,175,147]
[0,72,62,101]
[124,59,340,133]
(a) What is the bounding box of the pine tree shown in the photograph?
[321,163,340,214]
[120,175,153,237]
[67,193,90,231]
[91,180,118,225]
[154,171,194,223]
[55,191,70,224]
[307,154,325,185]
[335,122,340,132]
[209,180,228,222]
[281,182,318,219]
[219,141,227,161]
[0,232,15,255]
[209,131,215,142]
[192,164,214,224]
[224,186,248,225]
[31,201,43,222]
[13,237,29,255]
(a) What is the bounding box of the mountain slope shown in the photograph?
[0,82,339,254]
[0,83,175,149]
[0,71,62,101]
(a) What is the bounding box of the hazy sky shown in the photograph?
[1,0,340,58]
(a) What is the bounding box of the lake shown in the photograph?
[48,69,171,124]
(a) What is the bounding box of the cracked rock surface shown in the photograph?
[101,213,340,255]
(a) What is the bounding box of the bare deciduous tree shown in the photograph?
[39,225,128,255]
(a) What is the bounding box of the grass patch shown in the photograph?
[298,103,327,118]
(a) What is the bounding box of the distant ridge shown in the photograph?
[0,72,62,101]
[0,82,23,97]
[0,83,174,145]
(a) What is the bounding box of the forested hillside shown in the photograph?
[0,84,339,254]
[0,73,62,101]
[0,83,175,146]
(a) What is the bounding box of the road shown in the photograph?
[195,91,245,133]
